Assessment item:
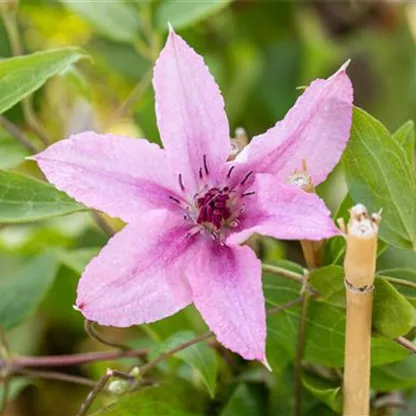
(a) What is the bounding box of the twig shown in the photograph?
[22,100,51,146]
[0,375,9,416]
[105,69,152,130]
[140,332,214,375]
[91,212,116,237]
[261,264,304,284]
[395,336,416,354]
[0,115,38,152]
[267,296,304,315]
[2,348,147,370]
[76,369,113,416]
[0,328,11,416]
[84,321,129,351]
[13,369,96,387]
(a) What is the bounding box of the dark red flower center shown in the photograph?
[196,187,232,231]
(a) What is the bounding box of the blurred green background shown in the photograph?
[1,0,416,415]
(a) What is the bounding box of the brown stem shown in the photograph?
[76,369,113,416]
[261,264,304,284]
[0,328,11,416]
[140,332,214,375]
[267,296,304,315]
[84,321,129,351]
[91,212,116,237]
[105,69,152,129]
[0,376,9,416]
[22,100,51,146]
[394,336,416,354]
[13,369,96,387]
[3,348,147,370]
[0,115,38,152]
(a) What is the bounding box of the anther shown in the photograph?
[241,171,253,186]
[199,168,203,179]
[178,174,185,191]
[168,196,181,204]
[203,154,209,175]
[242,191,255,197]
[227,166,235,178]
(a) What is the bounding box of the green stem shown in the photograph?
[383,276,416,291]
[261,264,304,284]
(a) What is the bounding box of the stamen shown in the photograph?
[178,174,185,191]
[168,196,181,204]
[241,171,253,185]
[227,166,235,178]
[199,168,203,179]
[186,226,202,238]
[242,191,255,197]
[203,155,209,175]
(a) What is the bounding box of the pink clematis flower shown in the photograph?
[33,29,353,365]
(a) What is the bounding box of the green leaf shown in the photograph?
[309,266,416,338]
[0,379,30,404]
[393,120,415,168]
[343,107,416,250]
[59,0,140,42]
[0,48,88,115]
[371,356,416,391]
[265,268,409,367]
[156,0,232,30]
[0,134,29,169]
[309,266,345,308]
[373,276,416,338]
[302,372,342,413]
[0,170,85,223]
[91,385,200,416]
[0,253,58,330]
[220,384,261,416]
[153,330,217,397]
[56,247,100,274]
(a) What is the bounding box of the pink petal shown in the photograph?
[153,29,230,192]
[33,132,181,223]
[187,242,266,362]
[233,63,353,185]
[228,174,340,245]
[76,210,197,327]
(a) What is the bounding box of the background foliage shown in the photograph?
[1,0,416,415]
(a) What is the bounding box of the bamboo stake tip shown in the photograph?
[348,204,380,238]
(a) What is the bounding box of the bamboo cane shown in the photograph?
[341,204,381,416]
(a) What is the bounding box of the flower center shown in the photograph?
[195,187,232,231]
[168,155,255,242]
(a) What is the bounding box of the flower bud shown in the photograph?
[108,379,129,395]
